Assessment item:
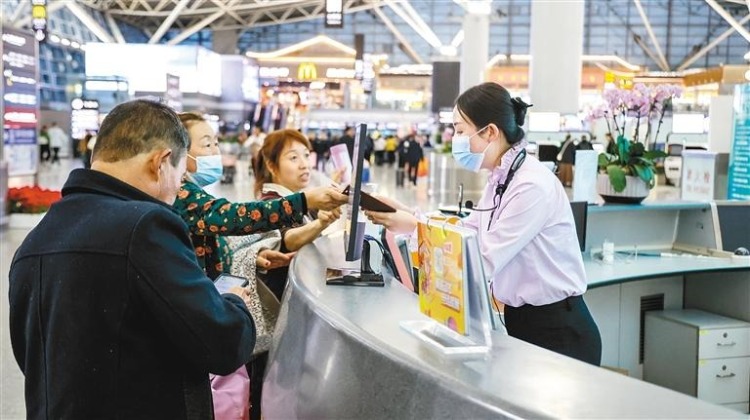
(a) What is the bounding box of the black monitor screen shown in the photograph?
[345,123,368,261]
[570,201,588,252]
[716,203,750,252]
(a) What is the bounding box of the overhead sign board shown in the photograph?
[325,0,343,28]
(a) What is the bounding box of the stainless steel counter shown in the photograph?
[262,235,742,419]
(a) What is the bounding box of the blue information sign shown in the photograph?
[729,84,750,200]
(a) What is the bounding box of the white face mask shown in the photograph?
[451,125,490,172]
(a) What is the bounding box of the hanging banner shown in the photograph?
[2,27,39,176]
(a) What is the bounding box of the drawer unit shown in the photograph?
[644,309,750,413]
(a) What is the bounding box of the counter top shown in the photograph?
[587,201,710,213]
[585,254,750,288]
[262,235,744,419]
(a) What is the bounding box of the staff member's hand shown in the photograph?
[364,209,418,234]
[304,186,348,211]
[257,249,296,270]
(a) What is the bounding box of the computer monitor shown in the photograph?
[345,123,368,261]
[716,202,750,252]
[570,201,588,252]
[326,123,384,287]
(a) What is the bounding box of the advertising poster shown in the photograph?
[417,221,467,335]
[729,84,750,200]
[2,27,39,176]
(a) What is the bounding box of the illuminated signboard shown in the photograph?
[297,62,318,80]
[325,0,343,28]
[70,98,100,140]
[2,27,39,176]
[32,0,47,42]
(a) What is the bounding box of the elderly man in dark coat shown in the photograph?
[9,99,256,419]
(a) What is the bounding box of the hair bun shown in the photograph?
[510,97,532,127]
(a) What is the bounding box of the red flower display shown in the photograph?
[7,186,62,214]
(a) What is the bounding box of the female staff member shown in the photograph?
[365,82,601,365]
[174,112,346,280]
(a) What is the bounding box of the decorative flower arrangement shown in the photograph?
[7,186,61,214]
[589,83,682,193]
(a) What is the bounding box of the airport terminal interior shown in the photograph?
[2,0,750,418]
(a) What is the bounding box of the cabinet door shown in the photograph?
[697,358,750,404]
[699,327,750,359]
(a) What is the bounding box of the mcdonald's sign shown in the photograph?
[297,62,318,81]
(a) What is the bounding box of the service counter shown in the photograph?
[261,204,747,419]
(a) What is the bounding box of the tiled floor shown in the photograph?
[0,155,679,417]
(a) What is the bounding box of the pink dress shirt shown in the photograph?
[463,145,587,307]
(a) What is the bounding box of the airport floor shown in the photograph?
[0,155,680,418]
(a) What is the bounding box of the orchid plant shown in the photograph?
[589,83,682,192]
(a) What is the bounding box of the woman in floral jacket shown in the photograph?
[174,112,347,280]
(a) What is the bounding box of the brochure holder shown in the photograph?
[400,220,495,356]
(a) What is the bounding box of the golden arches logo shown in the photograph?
[297,62,317,81]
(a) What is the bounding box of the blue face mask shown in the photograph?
[452,126,490,172]
[189,154,223,187]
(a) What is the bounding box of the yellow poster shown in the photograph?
[417,221,467,335]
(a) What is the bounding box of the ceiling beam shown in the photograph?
[107,0,315,16]
[105,12,126,44]
[166,9,224,45]
[64,2,115,43]
[219,3,377,31]
[705,0,750,43]
[633,0,670,71]
[210,0,246,25]
[372,6,424,64]
[632,34,666,70]
[385,0,442,49]
[9,1,28,23]
[149,0,191,44]
[677,13,750,70]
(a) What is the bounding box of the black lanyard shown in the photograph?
[464,149,527,231]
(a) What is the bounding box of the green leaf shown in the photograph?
[606,165,627,192]
[598,153,613,169]
[630,142,645,157]
[632,163,654,185]
[643,150,667,160]
[616,135,630,163]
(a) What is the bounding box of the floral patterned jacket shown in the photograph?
[173,180,307,279]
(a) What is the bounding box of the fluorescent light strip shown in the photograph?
[485,54,641,71]
[246,35,356,59]
[257,57,355,64]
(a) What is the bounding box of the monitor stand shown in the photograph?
[326,241,384,287]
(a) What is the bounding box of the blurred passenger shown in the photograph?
[384,135,398,165]
[247,126,266,177]
[557,134,575,187]
[605,132,617,155]
[339,126,356,160]
[373,132,386,166]
[47,121,68,164]
[577,135,594,151]
[9,99,257,419]
[38,125,50,162]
